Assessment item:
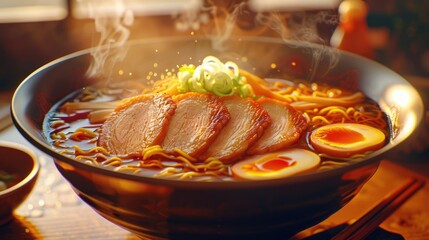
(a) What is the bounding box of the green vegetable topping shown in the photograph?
[0,181,6,191]
[178,56,254,98]
[0,170,14,191]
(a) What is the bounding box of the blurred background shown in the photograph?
[0,0,428,158]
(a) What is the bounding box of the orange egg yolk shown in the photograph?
[309,123,386,158]
[315,126,365,146]
[231,148,321,180]
[260,157,296,171]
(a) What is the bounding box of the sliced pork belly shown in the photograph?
[200,96,271,163]
[247,98,308,155]
[161,92,230,158]
[98,94,176,155]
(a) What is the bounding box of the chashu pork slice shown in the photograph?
[247,98,308,155]
[161,92,230,158]
[200,96,271,163]
[98,94,176,156]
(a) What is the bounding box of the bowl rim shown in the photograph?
[0,140,40,196]
[10,36,424,189]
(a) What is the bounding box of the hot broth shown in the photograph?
[44,56,390,181]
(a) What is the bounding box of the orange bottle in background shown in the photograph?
[331,0,374,59]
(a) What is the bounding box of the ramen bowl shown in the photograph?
[0,141,39,225]
[11,37,424,239]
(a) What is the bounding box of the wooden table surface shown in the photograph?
[0,126,428,240]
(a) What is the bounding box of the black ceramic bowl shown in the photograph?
[0,141,39,225]
[11,37,424,239]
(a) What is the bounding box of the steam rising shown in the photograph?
[174,2,340,80]
[85,1,339,82]
[85,0,134,80]
[205,2,246,51]
[256,11,340,79]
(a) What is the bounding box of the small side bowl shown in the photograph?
[0,141,39,225]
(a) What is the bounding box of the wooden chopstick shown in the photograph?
[331,177,425,240]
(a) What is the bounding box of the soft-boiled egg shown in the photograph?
[309,123,386,158]
[231,148,320,180]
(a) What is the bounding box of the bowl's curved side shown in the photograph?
[54,158,379,239]
[0,141,40,225]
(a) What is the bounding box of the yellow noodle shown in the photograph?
[311,116,332,125]
[76,155,99,165]
[326,109,352,120]
[104,160,122,167]
[157,167,182,177]
[51,132,67,140]
[59,149,75,155]
[312,91,329,97]
[115,165,141,173]
[103,157,123,166]
[53,141,68,149]
[142,145,176,160]
[173,148,197,162]
[174,156,199,171]
[318,106,346,115]
[50,120,66,128]
[60,101,120,114]
[204,158,225,170]
[73,145,110,156]
[70,128,98,141]
[140,162,165,169]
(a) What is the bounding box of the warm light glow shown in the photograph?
[402,112,418,139]
[249,0,341,11]
[385,85,415,109]
[72,0,202,18]
[380,83,423,143]
[0,0,68,23]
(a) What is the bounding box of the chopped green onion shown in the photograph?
[178,56,254,98]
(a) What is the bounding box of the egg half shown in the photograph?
[309,123,386,158]
[232,148,320,180]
